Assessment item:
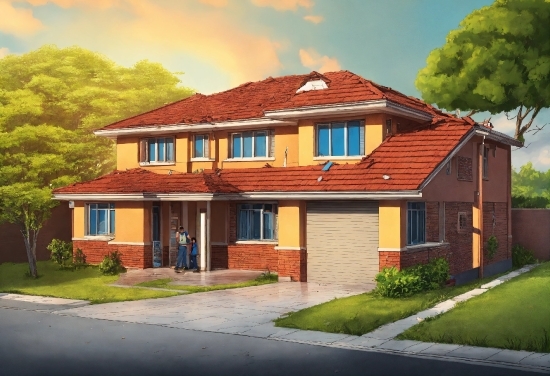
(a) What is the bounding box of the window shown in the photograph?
[140,137,174,163]
[445,159,452,175]
[87,203,115,236]
[482,146,489,179]
[458,212,468,232]
[407,202,426,245]
[385,119,392,137]
[237,204,278,241]
[193,134,209,158]
[231,131,273,159]
[316,120,364,157]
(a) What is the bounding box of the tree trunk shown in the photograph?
[21,227,38,278]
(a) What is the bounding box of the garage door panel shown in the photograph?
[307,201,379,284]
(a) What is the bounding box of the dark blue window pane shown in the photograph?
[252,210,261,239]
[148,140,156,162]
[255,132,267,157]
[347,122,361,156]
[166,138,174,161]
[317,125,330,156]
[89,206,97,235]
[195,135,204,158]
[263,212,273,239]
[243,132,253,158]
[158,139,165,161]
[109,209,115,234]
[331,124,345,156]
[233,135,242,158]
[238,210,248,239]
[98,209,107,235]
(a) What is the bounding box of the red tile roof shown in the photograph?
[100,71,442,131]
[55,116,473,195]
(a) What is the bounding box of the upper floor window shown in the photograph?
[316,120,364,157]
[231,130,274,159]
[87,203,115,236]
[237,203,278,241]
[407,202,425,246]
[194,134,209,159]
[140,137,174,164]
[482,146,489,179]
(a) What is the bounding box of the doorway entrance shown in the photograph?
[152,204,162,267]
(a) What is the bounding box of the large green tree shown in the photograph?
[0,45,193,277]
[416,0,550,142]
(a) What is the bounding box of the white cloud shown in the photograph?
[303,15,323,24]
[0,47,10,58]
[250,0,313,11]
[0,1,43,36]
[299,48,340,73]
[537,149,550,166]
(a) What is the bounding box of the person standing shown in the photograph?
[175,226,189,272]
[190,237,200,273]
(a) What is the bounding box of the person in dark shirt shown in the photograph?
[190,237,200,273]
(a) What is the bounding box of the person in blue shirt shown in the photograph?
[175,226,189,272]
[190,237,200,272]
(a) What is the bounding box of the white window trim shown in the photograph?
[313,156,365,161]
[315,120,365,157]
[139,161,176,166]
[86,203,115,237]
[224,157,275,162]
[142,137,175,163]
[190,157,216,162]
[231,130,270,159]
[236,240,278,245]
[193,134,209,159]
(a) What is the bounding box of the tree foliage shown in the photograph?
[416,0,550,141]
[0,45,193,276]
[512,162,550,208]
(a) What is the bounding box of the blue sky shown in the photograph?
[1,0,548,171]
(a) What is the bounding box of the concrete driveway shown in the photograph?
[56,282,372,336]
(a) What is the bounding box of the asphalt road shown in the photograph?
[0,307,541,376]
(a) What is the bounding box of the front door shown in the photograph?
[152,204,162,267]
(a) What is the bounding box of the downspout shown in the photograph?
[479,136,485,279]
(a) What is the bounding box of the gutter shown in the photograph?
[53,193,215,201]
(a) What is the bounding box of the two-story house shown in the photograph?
[53,71,521,285]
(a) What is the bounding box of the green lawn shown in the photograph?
[0,261,179,304]
[398,262,550,352]
[274,275,507,336]
[136,272,278,293]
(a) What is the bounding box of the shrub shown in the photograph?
[486,235,499,260]
[375,257,450,298]
[47,239,73,269]
[73,248,87,269]
[99,251,124,275]
[512,244,537,267]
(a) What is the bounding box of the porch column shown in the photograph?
[200,210,207,271]
[378,200,406,270]
[207,200,212,271]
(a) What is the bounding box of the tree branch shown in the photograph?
[466,109,478,117]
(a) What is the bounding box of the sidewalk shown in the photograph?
[1,264,547,373]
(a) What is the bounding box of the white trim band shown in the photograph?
[274,246,306,251]
[72,236,115,242]
[108,241,151,246]
[54,193,215,201]
[217,191,422,200]
[235,241,278,245]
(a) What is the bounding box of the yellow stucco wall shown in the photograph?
[116,137,139,170]
[115,202,150,243]
[366,114,384,155]
[298,120,315,166]
[210,201,227,243]
[277,201,305,247]
[379,201,405,249]
[73,201,85,238]
[472,205,480,268]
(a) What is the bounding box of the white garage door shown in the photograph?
[307,201,379,285]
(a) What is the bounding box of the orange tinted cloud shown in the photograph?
[199,0,228,7]
[250,0,313,11]
[0,1,43,36]
[303,15,323,24]
[299,48,340,73]
[0,47,11,58]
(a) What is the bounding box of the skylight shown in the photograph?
[296,79,328,93]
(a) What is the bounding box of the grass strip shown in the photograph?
[0,261,179,304]
[136,272,278,293]
[274,273,508,336]
[398,262,549,352]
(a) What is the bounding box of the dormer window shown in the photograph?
[296,79,328,93]
[140,137,175,164]
[316,121,365,157]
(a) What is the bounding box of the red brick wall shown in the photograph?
[379,251,402,270]
[278,249,307,282]
[0,203,71,264]
[227,244,278,271]
[426,202,439,242]
[512,209,550,261]
[72,240,152,269]
[401,245,452,269]
[211,244,228,269]
[483,202,510,264]
[445,202,474,275]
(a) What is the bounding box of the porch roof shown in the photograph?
[55,116,484,197]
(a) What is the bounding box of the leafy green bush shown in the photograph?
[47,239,73,269]
[486,235,499,260]
[375,258,450,298]
[99,251,124,275]
[73,248,87,269]
[512,244,537,267]
[512,195,550,209]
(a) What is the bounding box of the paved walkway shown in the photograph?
[1,265,548,373]
[114,268,265,286]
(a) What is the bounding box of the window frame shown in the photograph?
[140,137,175,165]
[236,203,278,241]
[315,120,365,158]
[482,146,489,179]
[193,134,210,159]
[406,202,426,246]
[86,203,115,236]
[458,212,468,233]
[230,130,272,159]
